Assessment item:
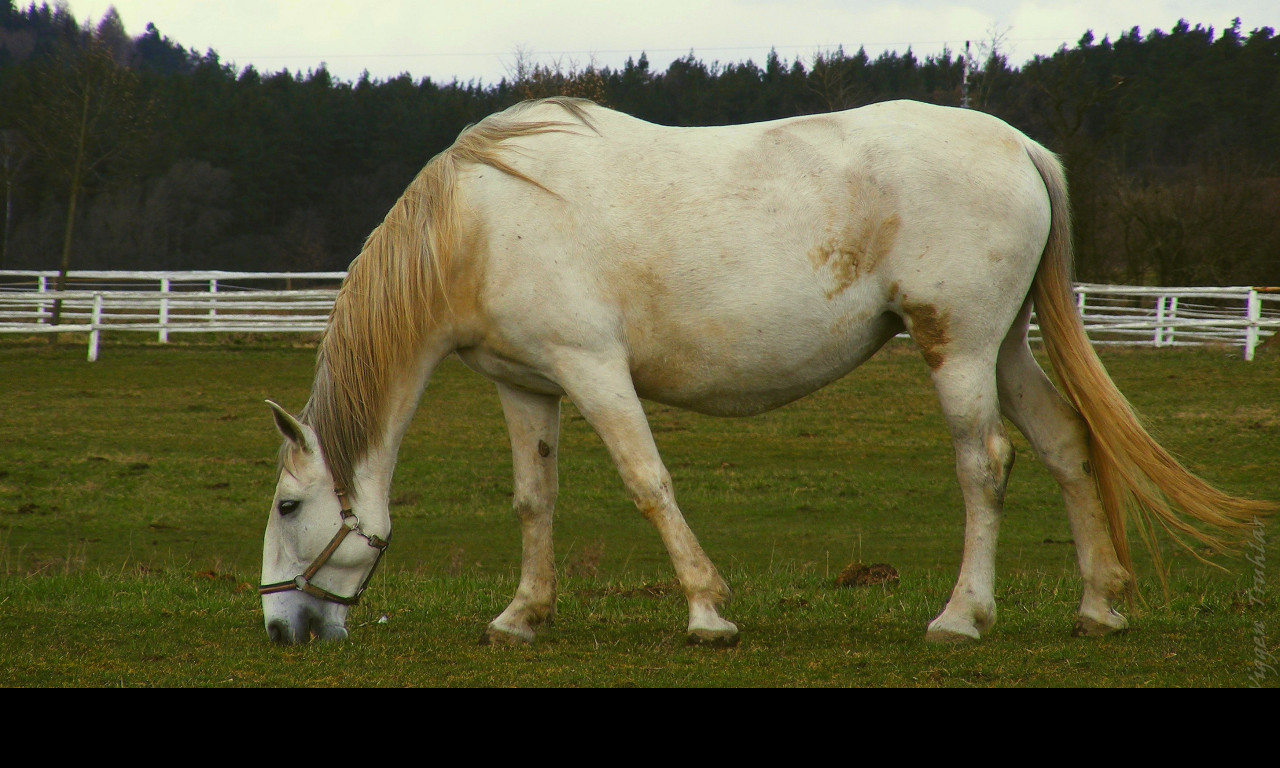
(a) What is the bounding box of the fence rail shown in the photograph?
[2,271,1277,362]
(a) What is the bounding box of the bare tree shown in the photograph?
[20,29,151,325]
[967,24,1013,111]
[1114,154,1280,285]
[0,130,29,269]
[807,47,863,112]
[506,45,608,104]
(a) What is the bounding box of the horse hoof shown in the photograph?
[686,629,740,648]
[479,623,535,646]
[925,628,980,644]
[686,615,739,647]
[1072,611,1128,637]
[925,619,982,643]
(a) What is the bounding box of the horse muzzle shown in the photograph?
[263,590,351,644]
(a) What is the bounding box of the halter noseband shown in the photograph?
[259,488,390,607]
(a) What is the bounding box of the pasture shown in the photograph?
[0,335,1275,686]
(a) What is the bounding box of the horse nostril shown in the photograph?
[267,619,300,645]
[308,616,347,642]
[313,622,350,642]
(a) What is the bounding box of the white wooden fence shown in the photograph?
[1070,283,1280,360]
[1,270,1277,362]
[0,271,343,361]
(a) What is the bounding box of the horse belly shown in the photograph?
[627,288,898,416]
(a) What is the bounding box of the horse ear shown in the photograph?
[266,400,315,453]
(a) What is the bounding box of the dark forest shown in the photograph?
[2,2,1278,284]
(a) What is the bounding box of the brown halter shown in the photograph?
[259,488,390,607]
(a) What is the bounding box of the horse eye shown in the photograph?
[277,500,301,516]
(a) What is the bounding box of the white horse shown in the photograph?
[259,98,1269,645]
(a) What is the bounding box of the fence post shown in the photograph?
[159,276,170,343]
[1154,295,1167,347]
[1245,289,1260,362]
[209,278,218,321]
[1167,296,1178,346]
[1077,286,1086,313]
[37,273,48,323]
[87,292,102,362]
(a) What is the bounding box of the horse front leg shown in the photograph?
[483,383,561,645]
[560,357,739,646]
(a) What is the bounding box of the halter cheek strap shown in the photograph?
[259,488,390,607]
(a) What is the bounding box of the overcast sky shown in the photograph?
[59,1,1280,85]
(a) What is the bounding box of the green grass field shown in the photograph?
[0,335,1275,686]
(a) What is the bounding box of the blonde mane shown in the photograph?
[299,98,597,493]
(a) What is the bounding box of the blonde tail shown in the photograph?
[1024,142,1274,590]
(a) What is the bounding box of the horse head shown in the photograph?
[259,401,389,644]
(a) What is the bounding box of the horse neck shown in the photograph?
[319,178,483,508]
[344,337,453,509]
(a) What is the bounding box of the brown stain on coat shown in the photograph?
[809,214,901,299]
[613,258,722,397]
[903,299,951,369]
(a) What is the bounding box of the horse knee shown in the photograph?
[1037,412,1093,486]
[957,427,1014,505]
[512,492,555,523]
[628,470,676,522]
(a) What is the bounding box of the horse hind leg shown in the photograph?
[483,384,562,645]
[922,347,1015,642]
[995,305,1130,636]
